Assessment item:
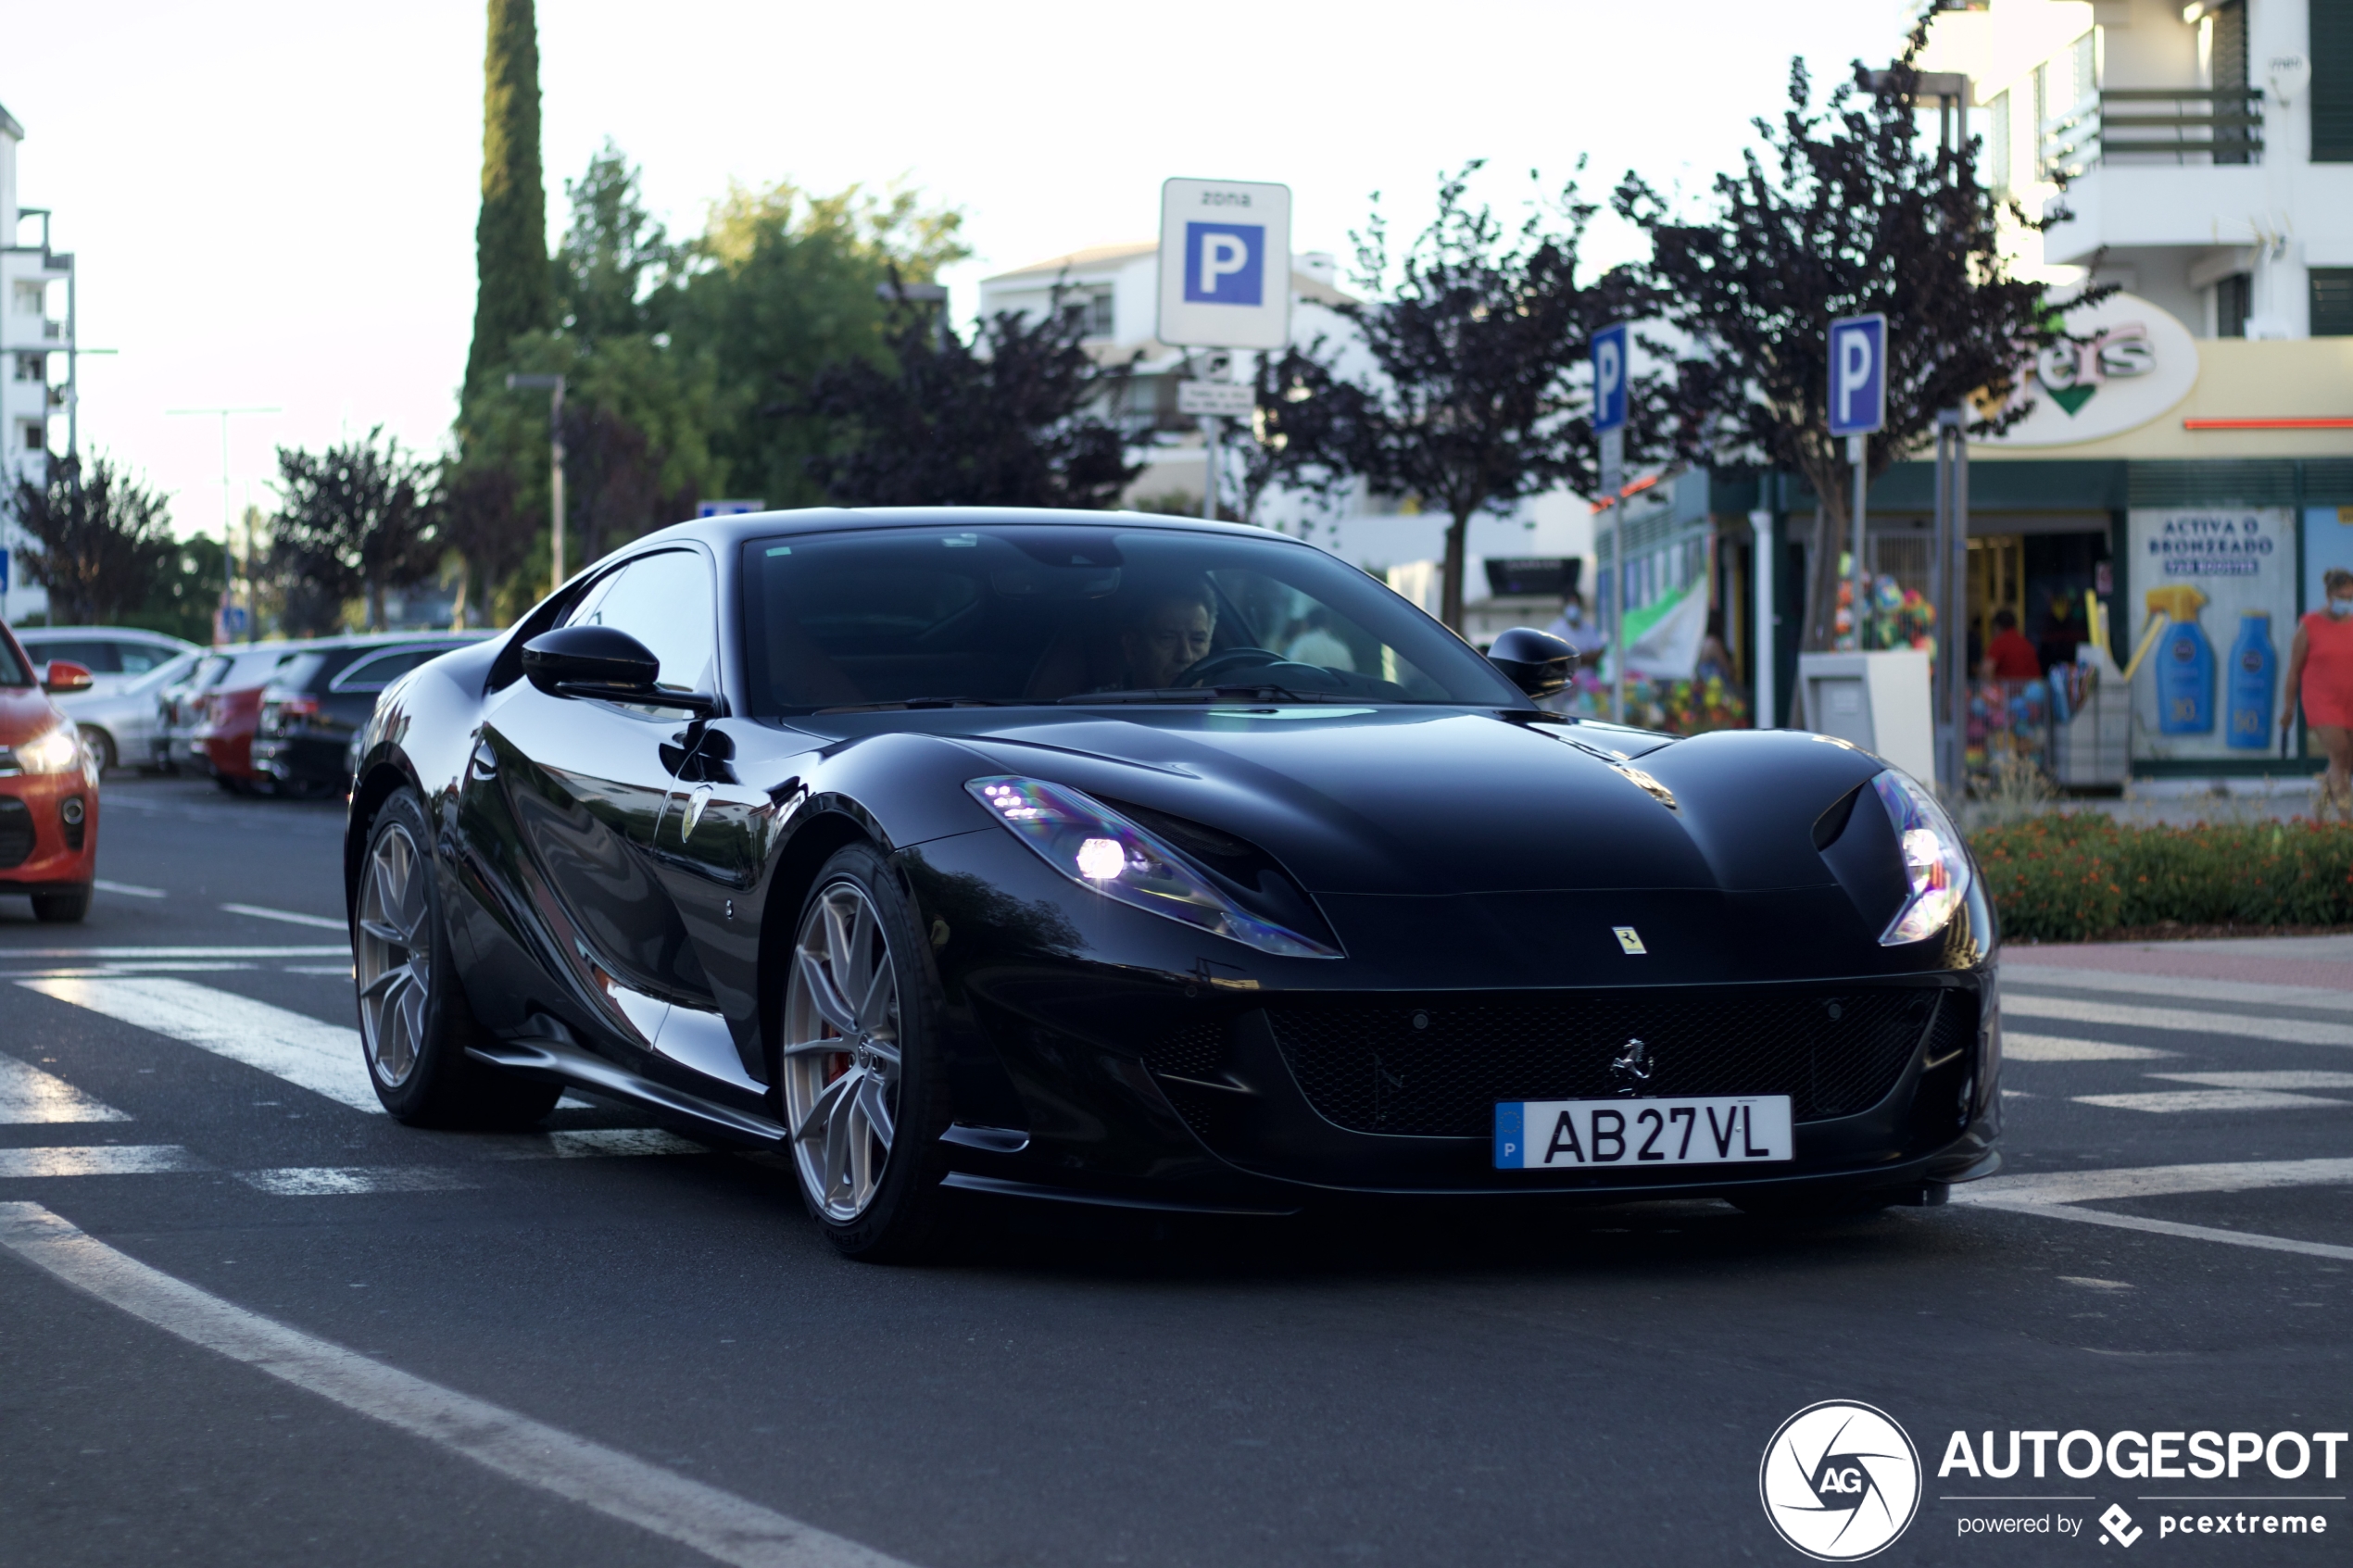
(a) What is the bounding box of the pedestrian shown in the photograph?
[1981,608,2042,681]
[2284,567,2353,822]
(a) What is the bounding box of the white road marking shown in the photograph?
[2002,992,2353,1047]
[238,1167,475,1197]
[0,1203,914,1568]
[2152,1071,2353,1091]
[2004,965,2353,1016]
[281,964,352,977]
[0,1147,201,1177]
[219,903,346,932]
[1,962,260,978]
[2071,1089,2349,1113]
[1994,1202,2353,1263]
[1955,1157,2353,1206]
[0,1053,131,1124]
[2003,1033,2176,1062]
[19,976,378,1114]
[0,946,346,959]
[91,880,166,899]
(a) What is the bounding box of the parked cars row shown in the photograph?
[7,624,483,796]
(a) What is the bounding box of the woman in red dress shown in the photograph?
[2284,568,2353,820]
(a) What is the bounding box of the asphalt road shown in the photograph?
[2,772,2348,1566]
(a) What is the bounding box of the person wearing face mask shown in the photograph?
[2284,568,2353,820]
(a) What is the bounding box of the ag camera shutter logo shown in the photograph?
[1759,1400,1922,1561]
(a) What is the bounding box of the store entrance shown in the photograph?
[1966,530,2107,677]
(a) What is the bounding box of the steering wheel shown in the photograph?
[1175,647,1287,687]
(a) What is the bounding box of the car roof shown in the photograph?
[616,506,1310,563]
[16,626,202,648]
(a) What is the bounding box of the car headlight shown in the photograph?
[17,721,83,775]
[967,775,1340,960]
[1869,769,1971,946]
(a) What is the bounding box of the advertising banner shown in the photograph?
[2127,508,2296,759]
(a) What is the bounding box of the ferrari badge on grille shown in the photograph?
[1613,926,1646,955]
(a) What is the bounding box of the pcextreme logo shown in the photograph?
[1760,1401,1923,1561]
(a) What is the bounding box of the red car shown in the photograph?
[195,647,303,793]
[0,621,100,922]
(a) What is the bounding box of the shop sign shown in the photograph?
[2125,507,2295,760]
[1976,292,2198,447]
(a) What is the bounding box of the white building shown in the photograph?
[1928,0,2353,338]
[1,101,71,623]
[975,242,1596,634]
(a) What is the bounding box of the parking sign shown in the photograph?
[1591,322,1629,434]
[1828,313,1887,437]
[1158,178,1292,350]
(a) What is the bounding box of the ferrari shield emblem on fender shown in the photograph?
[1614,926,1646,954]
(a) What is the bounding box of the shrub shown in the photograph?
[1970,817,2353,942]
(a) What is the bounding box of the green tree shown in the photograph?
[1309,164,1659,631]
[463,0,553,409]
[436,463,532,629]
[554,139,676,345]
[669,180,968,508]
[271,429,439,633]
[126,532,232,646]
[1619,39,2089,653]
[802,293,1138,508]
[9,452,177,623]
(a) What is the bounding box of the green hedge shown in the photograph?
[1971,816,2353,943]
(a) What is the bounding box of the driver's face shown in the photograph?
[1128,598,1214,687]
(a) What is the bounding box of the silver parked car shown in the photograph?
[59,648,203,774]
[14,627,201,702]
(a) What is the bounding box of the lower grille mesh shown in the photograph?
[0,799,32,869]
[1270,987,1948,1137]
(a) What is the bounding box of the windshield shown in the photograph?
[741,523,1521,716]
[0,632,28,687]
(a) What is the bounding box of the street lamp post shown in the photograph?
[506,374,567,595]
[165,405,279,641]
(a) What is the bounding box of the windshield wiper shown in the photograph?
[1060,684,1356,706]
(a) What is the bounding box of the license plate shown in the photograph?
[1493,1096,1793,1170]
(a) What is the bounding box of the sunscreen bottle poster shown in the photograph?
[2127,508,2296,760]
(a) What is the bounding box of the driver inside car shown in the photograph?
[1116,581,1218,689]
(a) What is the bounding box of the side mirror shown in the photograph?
[41,660,94,696]
[1486,627,1575,700]
[522,626,717,716]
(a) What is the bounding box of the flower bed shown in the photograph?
[1972,815,2353,943]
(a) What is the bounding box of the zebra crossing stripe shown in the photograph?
[19,976,380,1114]
[2001,992,2353,1047]
[0,1052,132,1123]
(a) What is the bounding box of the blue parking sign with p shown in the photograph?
[1827,313,1887,436]
[1591,322,1629,433]
[1183,222,1265,307]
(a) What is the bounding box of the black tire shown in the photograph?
[31,886,92,923]
[82,728,116,777]
[776,842,957,1262]
[354,787,560,1128]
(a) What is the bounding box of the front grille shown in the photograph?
[1143,1020,1232,1140]
[0,798,32,868]
[1270,987,1950,1136]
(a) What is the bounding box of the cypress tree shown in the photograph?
[463,0,552,408]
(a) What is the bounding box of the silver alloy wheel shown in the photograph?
[782,879,902,1223]
[356,819,431,1088]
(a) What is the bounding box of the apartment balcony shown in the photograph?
[2038,87,2269,266]
[2041,87,2264,180]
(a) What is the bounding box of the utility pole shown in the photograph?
[166,405,279,640]
[507,373,567,594]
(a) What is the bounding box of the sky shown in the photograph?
[8,0,1922,540]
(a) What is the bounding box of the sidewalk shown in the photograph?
[2004,933,2353,992]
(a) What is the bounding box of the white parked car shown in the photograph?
[60,649,204,774]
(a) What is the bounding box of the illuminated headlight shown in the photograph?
[1870,769,1971,946]
[17,721,83,775]
[967,776,1339,959]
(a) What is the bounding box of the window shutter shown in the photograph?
[2317,0,2353,161]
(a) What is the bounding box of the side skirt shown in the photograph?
[467,1039,785,1148]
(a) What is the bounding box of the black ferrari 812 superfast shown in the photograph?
[344,508,1999,1258]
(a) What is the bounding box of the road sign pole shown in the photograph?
[1590,323,1630,723]
[1849,432,1869,646]
[1602,426,1625,723]
[1202,416,1219,521]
